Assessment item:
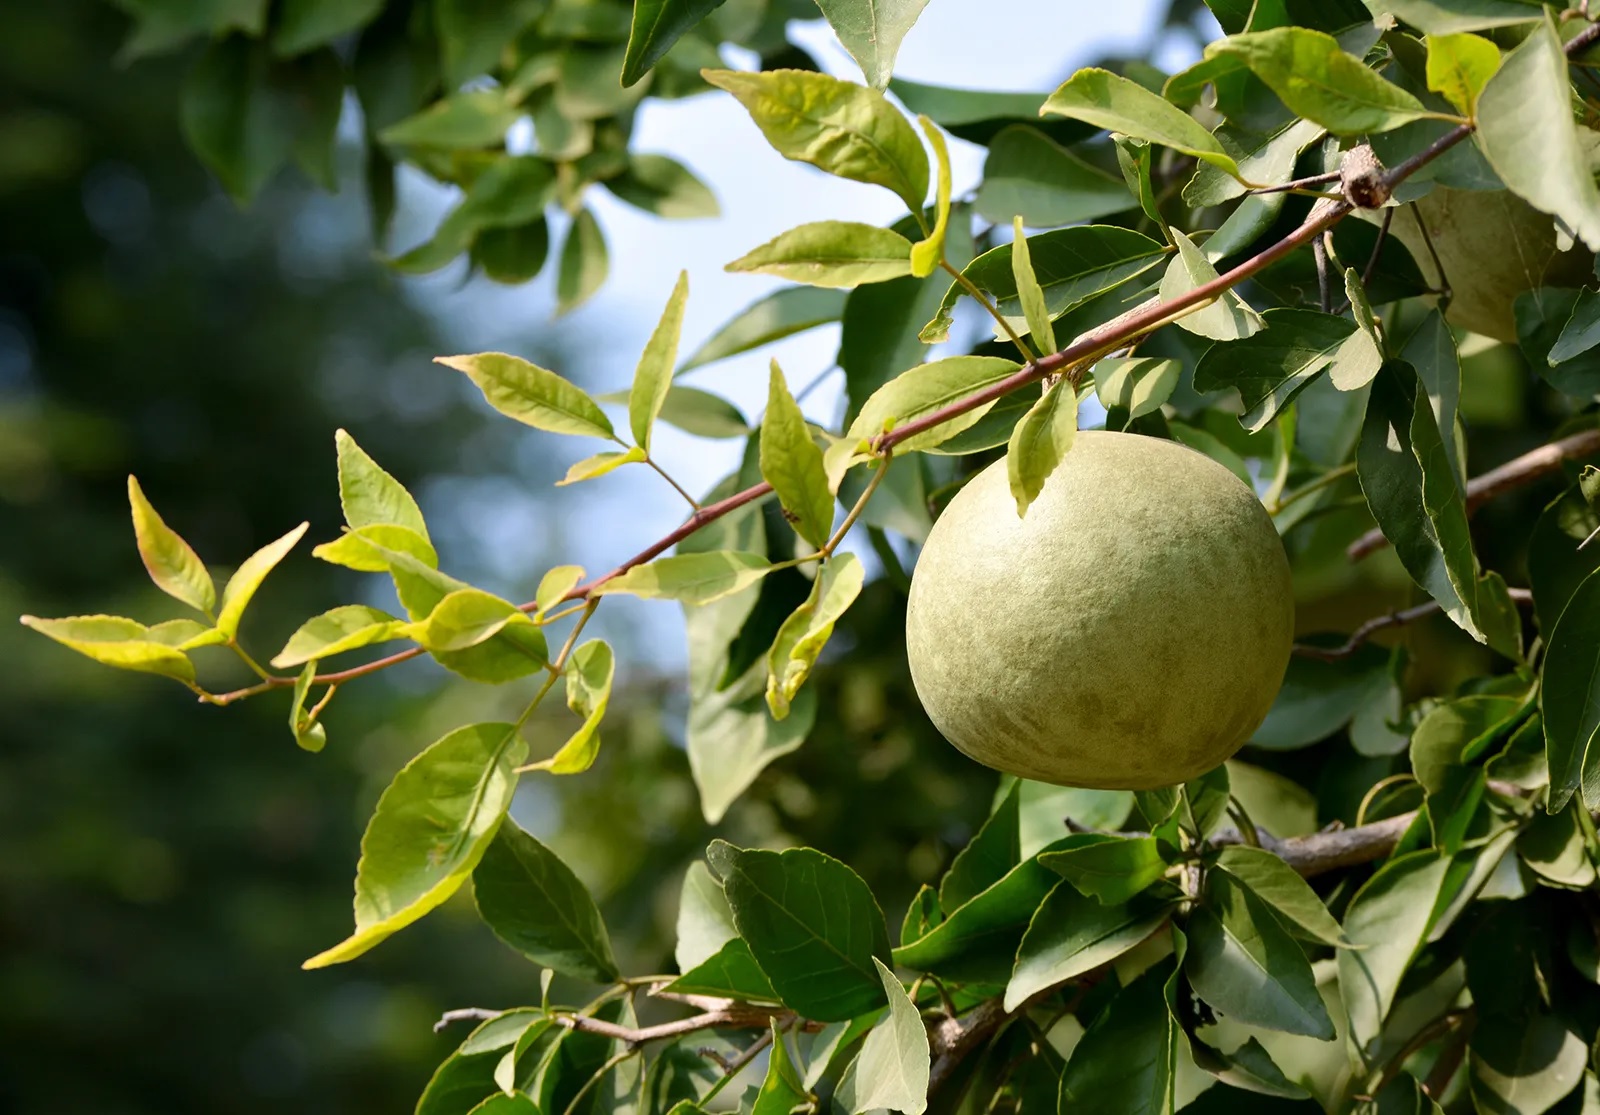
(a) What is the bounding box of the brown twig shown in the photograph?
[1248,170,1341,194]
[1349,429,1600,560]
[552,1004,787,1046]
[1293,588,1534,660]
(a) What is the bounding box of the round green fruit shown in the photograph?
[904,431,1294,790]
[1366,187,1592,344]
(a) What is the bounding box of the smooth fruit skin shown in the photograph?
[1366,187,1592,344]
[905,431,1294,790]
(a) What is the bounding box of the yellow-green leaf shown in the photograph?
[1010,216,1055,355]
[335,428,429,541]
[304,722,527,968]
[534,565,584,620]
[1006,378,1078,517]
[1425,32,1500,116]
[593,551,773,605]
[272,604,407,669]
[312,523,438,572]
[216,522,309,638]
[766,553,865,718]
[19,614,197,684]
[436,352,615,440]
[289,662,327,753]
[556,446,647,486]
[405,588,539,653]
[145,618,217,649]
[1159,229,1264,341]
[127,476,215,614]
[1042,68,1246,181]
[727,221,914,288]
[847,355,1022,453]
[760,362,836,550]
[909,116,951,277]
[630,271,688,452]
[703,68,929,212]
[527,639,614,774]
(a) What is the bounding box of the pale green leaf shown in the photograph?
[760,362,835,550]
[127,475,215,614]
[1041,67,1245,180]
[19,614,197,684]
[630,271,689,453]
[527,639,613,774]
[1057,965,1178,1115]
[379,90,521,149]
[304,722,527,968]
[271,604,406,668]
[1159,229,1263,341]
[727,221,914,288]
[1426,32,1500,116]
[534,565,584,620]
[593,551,772,605]
[1038,835,1168,905]
[765,553,865,718]
[288,661,326,752]
[680,286,847,372]
[814,0,930,90]
[847,355,1022,453]
[405,588,543,655]
[1470,1013,1588,1115]
[840,958,929,1114]
[556,208,608,315]
[335,428,429,541]
[909,116,951,277]
[216,522,308,638]
[675,860,737,973]
[557,446,647,486]
[1006,377,1078,516]
[1094,356,1179,420]
[703,68,930,211]
[1005,884,1171,1011]
[437,352,615,440]
[1337,850,1451,1054]
[1365,0,1545,35]
[750,1020,808,1115]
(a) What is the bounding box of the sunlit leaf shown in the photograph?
[19,614,197,684]
[1041,67,1245,181]
[765,553,864,718]
[630,271,689,453]
[594,551,773,605]
[216,522,308,638]
[335,429,429,541]
[527,639,613,775]
[847,355,1021,453]
[1006,378,1078,517]
[127,475,215,614]
[909,117,950,277]
[272,604,406,668]
[555,446,648,486]
[726,221,915,288]
[1426,32,1500,116]
[1158,229,1263,341]
[1005,883,1172,1010]
[437,352,615,441]
[836,959,929,1114]
[760,362,835,551]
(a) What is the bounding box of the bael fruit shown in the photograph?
[905,431,1293,790]
[1365,186,1592,344]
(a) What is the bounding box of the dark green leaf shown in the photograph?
[709,841,892,1021]
[663,938,780,1001]
[1249,643,1390,751]
[680,286,846,372]
[1542,566,1600,812]
[471,219,550,284]
[939,781,1022,912]
[1515,288,1600,398]
[180,38,297,204]
[1549,289,1600,365]
[1470,1013,1587,1115]
[380,89,520,148]
[1214,846,1349,948]
[622,0,727,86]
[1057,965,1178,1115]
[556,208,609,315]
[1005,883,1172,1010]
[1529,483,1600,633]
[974,125,1133,228]
[1040,835,1168,905]
[392,156,556,274]
[273,0,383,56]
[892,850,1061,980]
[1337,850,1451,1054]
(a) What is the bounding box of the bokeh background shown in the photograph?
[0,2,1562,1112]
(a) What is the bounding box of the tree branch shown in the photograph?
[1292,587,1534,660]
[1348,428,1600,561]
[551,1003,788,1046]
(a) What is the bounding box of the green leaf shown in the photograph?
[814,0,930,90]
[304,722,527,968]
[664,937,780,1001]
[765,553,863,718]
[1542,566,1600,812]
[909,117,950,277]
[703,68,930,212]
[847,355,1022,453]
[1158,229,1263,341]
[1187,871,1334,1039]
[892,851,1061,980]
[1005,378,1078,517]
[526,639,613,775]
[1426,32,1500,116]
[392,157,557,274]
[216,522,308,638]
[680,286,847,372]
[1515,288,1600,398]
[675,860,736,973]
[271,604,405,668]
[1366,0,1544,35]
[379,89,521,149]
[1095,356,1179,423]
[760,362,835,550]
[414,1043,501,1115]
[556,445,647,486]
[709,840,892,1021]
[648,386,749,439]
[928,225,1167,343]
[1529,483,1600,633]
[630,271,689,453]
[335,429,429,541]
[1401,308,1465,485]
[888,77,1064,145]
[1010,217,1056,354]
[1206,28,1434,135]
[1214,845,1349,948]
[1519,801,1598,888]
[1040,834,1168,905]
[726,221,914,288]
[1358,360,1521,656]
[1182,118,1327,208]
[288,662,326,752]
[974,124,1133,228]
[19,614,197,684]
[180,38,295,204]
[1470,1013,1588,1115]
[437,352,615,440]
[750,1021,807,1115]
[594,551,772,605]
[116,0,268,61]
[436,0,544,86]
[837,959,929,1114]
[621,0,726,87]
[1336,850,1451,1054]
[939,782,1021,913]
[471,219,549,285]
[1041,67,1245,181]
[405,588,545,655]
[312,523,437,573]
[603,154,720,219]
[472,818,620,982]
[1005,883,1172,1010]
[556,208,608,315]
[1548,289,1600,365]
[1476,16,1600,252]
[127,476,215,614]
[1196,303,1356,435]
[1057,964,1178,1115]
[272,0,383,55]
